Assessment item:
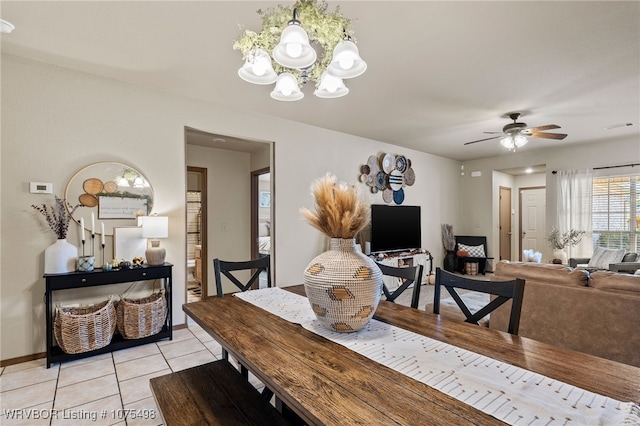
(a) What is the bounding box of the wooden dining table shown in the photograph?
[183,285,640,425]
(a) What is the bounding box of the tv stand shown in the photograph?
[372,249,432,288]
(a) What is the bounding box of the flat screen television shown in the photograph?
[370,205,421,253]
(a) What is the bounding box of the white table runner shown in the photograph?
[235,288,640,425]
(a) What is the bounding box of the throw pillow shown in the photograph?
[587,247,626,270]
[457,243,485,258]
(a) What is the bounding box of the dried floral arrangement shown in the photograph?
[546,226,585,250]
[300,174,370,239]
[441,224,455,251]
[32,196,81,239]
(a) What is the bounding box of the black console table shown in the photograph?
[44,263,172,368]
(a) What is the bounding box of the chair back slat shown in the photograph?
[214,256,271,297]
[376,262,424,309]
[433,267,525,335]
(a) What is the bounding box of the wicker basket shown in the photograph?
[116,290,167,339]
[465,262,479,275]
[54,297,116,354]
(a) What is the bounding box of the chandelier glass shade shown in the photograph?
[233,0,366,101]
[500,134,528,150]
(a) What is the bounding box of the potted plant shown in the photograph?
[32,196,81,273]
[546,226,585,264]
[300,174,382,332]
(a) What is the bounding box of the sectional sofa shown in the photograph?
[490,261,640,367]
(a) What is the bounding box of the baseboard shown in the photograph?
[0,352,46,367]
[1,324,190,367]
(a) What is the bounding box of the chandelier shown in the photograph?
[233,0,367,101]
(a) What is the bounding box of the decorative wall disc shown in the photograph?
[359,152,415,205]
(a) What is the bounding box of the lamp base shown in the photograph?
[146,240,166,266]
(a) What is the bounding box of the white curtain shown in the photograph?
[557,169,593,258]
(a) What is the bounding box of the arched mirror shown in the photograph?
[65,162,154,236]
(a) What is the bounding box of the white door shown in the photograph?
[520,187,547,261]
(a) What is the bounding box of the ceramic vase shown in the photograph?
[553,249,568,265]
[44,239,78,274]
[443,250,457,272]
[303,238,383,333]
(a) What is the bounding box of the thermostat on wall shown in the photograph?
[30,182,53,194]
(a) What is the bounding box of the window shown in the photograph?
[592,175,640,253]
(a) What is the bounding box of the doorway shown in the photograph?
[499,186,512,261]
[251,168,271,288]
[186,167,207,302]
[519,186,546,261]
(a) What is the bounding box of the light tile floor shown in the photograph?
[0,324,261,426]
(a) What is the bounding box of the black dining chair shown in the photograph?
[376,262,424,309]
[433,267,525,335]
[213,255,273,398]
[213,255,271,298]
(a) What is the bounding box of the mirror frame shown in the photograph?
[65,162,154,236]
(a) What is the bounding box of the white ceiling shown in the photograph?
[1,1,638,162]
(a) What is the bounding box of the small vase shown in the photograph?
[44,239,78,274]
[443,250,457,272]
[553,249,568,265]
[303,238,383,333]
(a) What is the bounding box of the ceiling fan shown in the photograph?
[464,113,568,149]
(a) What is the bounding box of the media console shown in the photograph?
[372,250,432,289]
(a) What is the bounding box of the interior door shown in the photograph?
[520,187,546,261]
[499,187,512,260]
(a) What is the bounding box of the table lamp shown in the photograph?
[142,215,169,265]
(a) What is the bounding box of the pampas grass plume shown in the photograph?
[300,174,370,239]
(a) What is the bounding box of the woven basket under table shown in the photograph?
[54,297,116,354]
[116,290,167,339]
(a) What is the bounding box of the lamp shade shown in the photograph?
[327,40,367,79]
[142,216,168,239]
[500,136,515,149]
[270,73,304,101]
[238,49,278,85]
[514,134,528,148]
[272,24,317,69]
[314,72,349,98]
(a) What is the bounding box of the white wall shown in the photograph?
[186,145,251,296]
[1,55,463,362]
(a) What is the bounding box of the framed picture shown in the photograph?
[259,191,270,208]
[113,226,147,261]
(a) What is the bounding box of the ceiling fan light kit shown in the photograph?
[465,112,568,151]
[233,0,367,101]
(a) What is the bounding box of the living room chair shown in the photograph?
[433,268,525,335]
[213,255,273,399]
[454,235,494,275]
[376,262,424,309]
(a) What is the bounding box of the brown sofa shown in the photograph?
[491,261,640,367]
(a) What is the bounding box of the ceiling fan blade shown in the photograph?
[529,132,568,140]
[483,131,503,134]
[464,136,500,145]
[528,124,561,132]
